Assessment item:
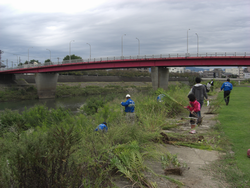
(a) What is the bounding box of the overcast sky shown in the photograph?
[1,0,249,67]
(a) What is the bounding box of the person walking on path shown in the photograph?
[121,94,135,113]
[184,93,200,134]
[189,77,208,118]
[220,78,233,106]
[206,82,211,93]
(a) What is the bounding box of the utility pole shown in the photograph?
[57,57,60,64]
[0,50,4,67]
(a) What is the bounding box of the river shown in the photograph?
[0,93,127,113]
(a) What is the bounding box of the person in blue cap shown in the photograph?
[220,78,233,105]
[121,94,135,113]
[95,122,108,132]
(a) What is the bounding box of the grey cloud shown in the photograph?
[0,0,249,64]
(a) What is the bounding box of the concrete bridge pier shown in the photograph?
[151,66,169,90]
[35,73,59,99]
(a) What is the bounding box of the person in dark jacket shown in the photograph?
[189,77,208,118]
[121,94,135,113]
[220,78,233,105]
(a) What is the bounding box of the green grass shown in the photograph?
[217,87,250,187]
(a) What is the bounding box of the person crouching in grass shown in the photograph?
[184,93,200,134]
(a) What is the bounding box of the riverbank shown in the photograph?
[0,85,190,187]
[0,81,183,102]
[1,83,247,187]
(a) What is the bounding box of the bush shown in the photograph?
[0,123,83,188]
[0,109,26,136]
[242,78,250,84]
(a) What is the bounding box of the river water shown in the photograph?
[0,93,126,113]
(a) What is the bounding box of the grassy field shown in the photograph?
[217,86,250,187]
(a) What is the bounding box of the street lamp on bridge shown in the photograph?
[28,47,33,64]
[46,49,51,63]
[195,33,199,55]
[86,43,91,61]
[13,54,18,66]
[69,40,75,63]
[136,37,140,56]
[121,34,126,57]
[187,29,190,55]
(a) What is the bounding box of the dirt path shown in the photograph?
[144,94,227,188]
[160,92,227,188]
[114,92,228,188]
[158,92,227,188]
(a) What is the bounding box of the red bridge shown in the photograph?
[1,52,249,99]
[0,53,250,74]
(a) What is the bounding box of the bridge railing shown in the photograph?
[1,52,249,71]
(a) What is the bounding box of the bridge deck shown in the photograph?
[1,55,250,74]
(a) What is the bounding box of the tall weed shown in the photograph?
[0,121,84,188]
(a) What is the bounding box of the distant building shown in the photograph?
[225,68,239,75]
[244,73,250,79]
[213,68,223,78]
[203,70,214,78]
[202,68,223,78]
[0,63,6,68]
[239,67,244,78]
[224,67,244,78]
[169,67,185,73]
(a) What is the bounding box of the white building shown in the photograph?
[244,73,250,79]
[225,68,239,75]
[169,67,185,73]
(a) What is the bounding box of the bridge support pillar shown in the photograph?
[151,67,169,90]
[35,73,59,99]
